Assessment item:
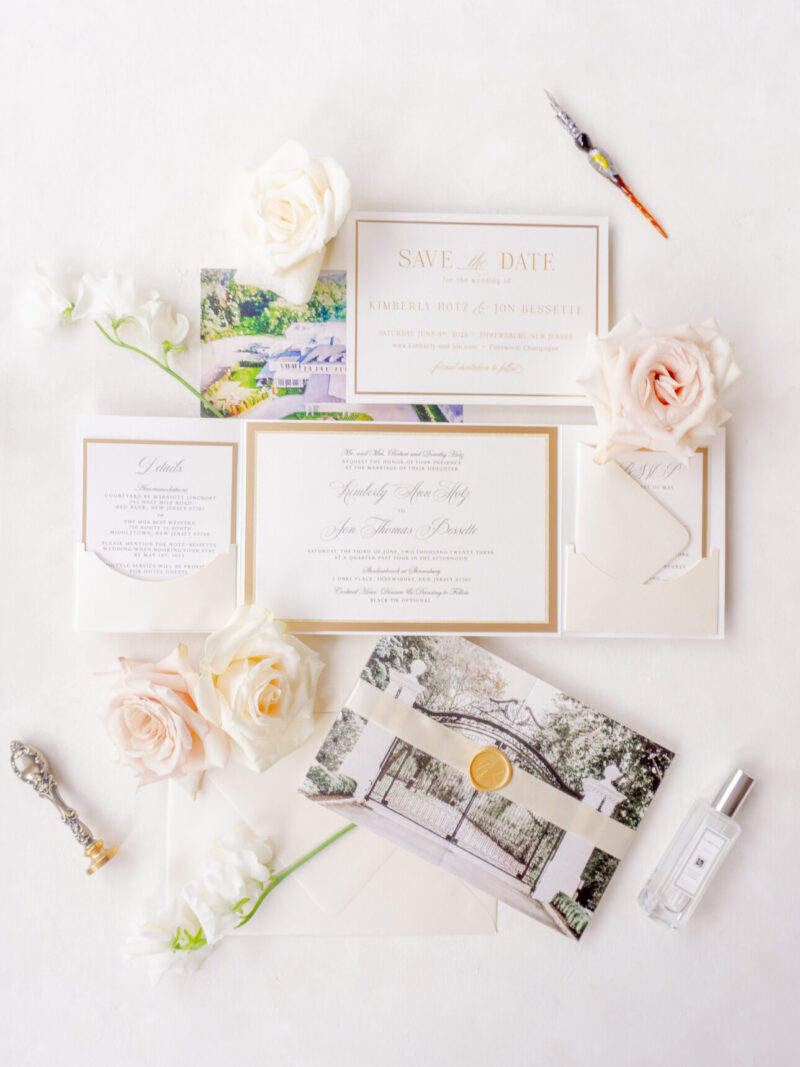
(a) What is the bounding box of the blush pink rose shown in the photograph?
[103,645,229,795]
[578,314,741,464]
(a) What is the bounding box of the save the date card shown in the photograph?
[347,212,608,405]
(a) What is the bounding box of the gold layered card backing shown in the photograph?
[244,422,558,633]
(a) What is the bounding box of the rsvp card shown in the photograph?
[618,449,708,581]
[347,212,608,405]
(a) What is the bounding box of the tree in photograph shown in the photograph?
[199,270,346,342]
[315,708,367,773]
[200,269,240,341]
[422,637,507,715]
[528,693,673,829]
[576,848,620,911]
[306,274,346,321]
[360,635,437,694]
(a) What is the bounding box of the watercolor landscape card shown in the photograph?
[200,270,462,424]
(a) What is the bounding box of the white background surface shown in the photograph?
[2,2,799,1065]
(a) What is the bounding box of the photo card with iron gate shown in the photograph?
[300,635,674,938]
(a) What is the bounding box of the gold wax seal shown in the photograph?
[469,747,512,792]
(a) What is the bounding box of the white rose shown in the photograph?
[238,141,351,305]
[578,314,741,464]
[197,604,323,772]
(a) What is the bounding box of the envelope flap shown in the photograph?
[165,717,498,934]
[205,720,395,915]
[575,445,689,583]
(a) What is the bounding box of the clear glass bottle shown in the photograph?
[638,769,754,929]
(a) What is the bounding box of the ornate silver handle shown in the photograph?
[10,740,118,874]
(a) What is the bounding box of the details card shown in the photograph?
[245,422,558,632]
[83,439,237,579]
[347,212,608,405]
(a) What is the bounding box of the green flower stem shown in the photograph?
[94,321,226,418]
[235,822,357,930]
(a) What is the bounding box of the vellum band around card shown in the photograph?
[348,679,635,859]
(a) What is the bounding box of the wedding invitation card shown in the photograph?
[346,212,608,405]
[245,422,558,633]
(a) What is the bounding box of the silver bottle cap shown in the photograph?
[713,769,754,818]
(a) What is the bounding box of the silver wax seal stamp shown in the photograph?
[10,739,119,874]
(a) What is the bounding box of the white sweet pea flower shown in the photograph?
[22,265,82,331]
[136,295,190,356]
[124,897,210,983]
[181,828,273,944]
[24,264,227,416]
[125,827,273,981]
[125,818,351,980]
[72,270,140,330]
[238,140,351,305]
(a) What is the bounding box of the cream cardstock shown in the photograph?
[76,417,725,637]
[565,548,720,636]
[75,544,238,633]
[561,427,725,638]
[76,416,241,632]
[347,212,608,405]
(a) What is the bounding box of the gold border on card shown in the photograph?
[352,217,601,399]
[698,446,708,558]
[82,438,238,543]
[244,422,558,632]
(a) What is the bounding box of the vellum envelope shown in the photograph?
[299,636,674,940]
[165,637,497,936]
[166,720,497,935]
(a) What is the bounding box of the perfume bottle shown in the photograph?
[638,769,754,929]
